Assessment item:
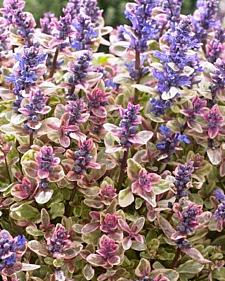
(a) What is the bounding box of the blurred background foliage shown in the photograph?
[0,0,197,26]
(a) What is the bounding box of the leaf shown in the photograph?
[181,247,211,264]
[131,130,153,145]
[35,190,53,204]
[162,87,179,100]
[118,187,134,208]
[14,204,40,221]
[177,260,204,274]
[26,225,43,237]
[153,179,171,195]
[127,158,142,181]
[49,202,65,219]
[135,258,151,277]
[86,254,105,267]
[28,240,48,257]
[150,269,179,281]
[83,264,95,280]
[157,215,176,239]
[21,263,41,271]
[212,268,225,281]
[207,148,222,165]
[132,84,153,93]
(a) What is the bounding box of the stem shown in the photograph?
[171,248,181,268]
[5,154,12,184]
[29,132,34,147]
[65,182,77,217]
[49,47,59,78]
[118,149,129,188]
[134,49,141,104]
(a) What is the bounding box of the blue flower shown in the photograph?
[214,188,225,202]
[178,134,190,144]
[150,98,171,116]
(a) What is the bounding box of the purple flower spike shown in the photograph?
[0,230,26,276]
[11,176,36,200]
[173,161,194,200]
[66,139,101,181]
[35,146,61,179]
[87,235,121,268]
[174,202,203,236]
[40,12,58,35]
[46,224,72,259]
[203,104,224,139]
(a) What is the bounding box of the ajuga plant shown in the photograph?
[0,0,225,280]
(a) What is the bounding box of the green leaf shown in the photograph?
[177,260,204,274]
[118,187,134,207]
[213,268,225,280]
[153,179,171,195]
[26,225,43,237]
[127,158,142,181]
[13,204,40,221]
[83,264,95,280]
[50,202,65,219]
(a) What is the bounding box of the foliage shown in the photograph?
[0,0,224,280]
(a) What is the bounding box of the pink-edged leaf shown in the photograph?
[157,215,176,239]
[82,223,99,234]
[49,166,65,182]
[131,217,145,233]
[118,219,130,232]
[122,237,132,250]
[60,135,70,148]
[135,258,151,277]
[86,254,106,267]
[22,161,38,178]
[220,161,225,177]
[129,130,153,145]
[28,240,48,257]
[208,127,219,139]
[181,247,211,264]
[92,107,107,118]
[103,123,120,134]
[21,263,40,271]
[83,264,95,281]
[46,117,61,130]
[108,255,121,266]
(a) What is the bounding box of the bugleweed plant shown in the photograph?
[0,0,225,280]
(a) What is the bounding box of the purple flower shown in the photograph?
[175,238,191,249]
[67,52,92,98]
[173,161,194,199]
[87,88,108,119]
[203,104,224,139]
[83,0,101,24]
[0,230,26,276]
[87,235,120,268]
[131,168,161,205]
[46,224,72,259]
[214,201,225,231]
[153,18,202,98]
[18,88,50,130]
[156,125,190,157]
[35,146,61,179]
[123,0,161,52]
[149,98,171,116]
[52,13,73,50]
[118,103,142,147]
[211,58,225,95]
[71,12,98,51]
[214,188,225,202]
[174,202,203,235]
[162,0,183,27]
[65,99,90,124]
[193,0,220,43]
[206,28,225,63]
[40,12,58,35]
[7,44,47,111]
[1,0,36,42]
[66,139,101,181]
[63,0,80,22]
